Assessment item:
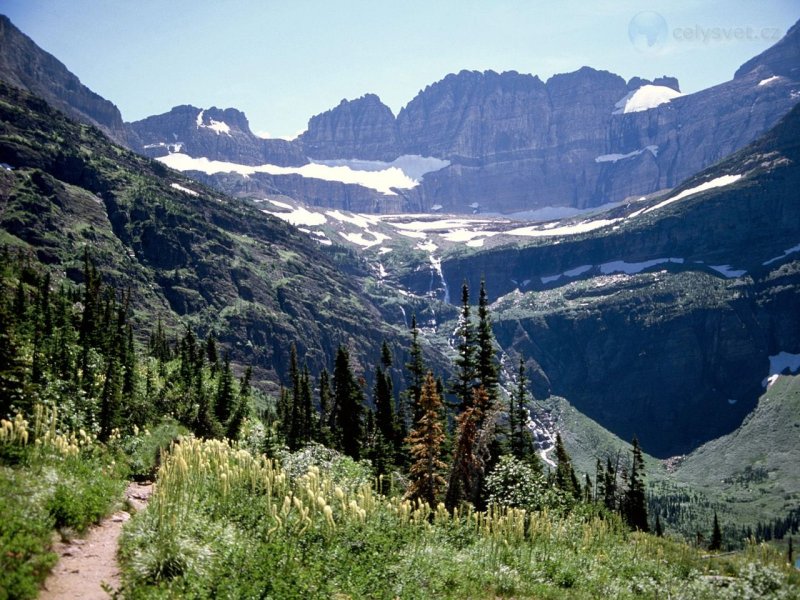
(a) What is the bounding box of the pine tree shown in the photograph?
[510,356,538,467]
[595,458,605,504]
[405,314,425,423]
[604,457,617,511]
[318,368,333,445]
[445,386,497,510]
[288,344,301,450]
[710,511,722,550]
[475,279,498,401]
[226,366,251,440]
[300,365,313,444]
[215,352,235,425]
[99,355,122,442]
[334,345,365,459]
[788,536,794,566]
[655,513,664,537]
[205,334,219,375]
[451,283,477,411]
[374,365,395,447]
[406,371,447,507]
[625,436,649,532]
[554,433,580,499]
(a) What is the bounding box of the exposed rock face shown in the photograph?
[299,94,399,160]
[122,20,800,214]
[128,105,306,167]
[0,15,129,146]
[425,104,800,457]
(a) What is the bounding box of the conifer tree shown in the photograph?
[215,352,235,425]
[604,457,617,511]
[625,436,649,532]
[655,513,664,537]
[318,368,333,445]
[374,364,395,447]
[405,315,425,423]
[476,279,498,401]
[445,386,490,510]
[595,458,605,504]
[510,356,538,467]
[288,344,301,450]
[300,365,313,444]
[99,355,122,442]
[554,433,580,499]
[406,371,447,507]
[334,345,365,459]
[223,366,249,440]
[710,511,722,550]
[451,283,477,411]
[788,536,794,566]
[205,334,219,375]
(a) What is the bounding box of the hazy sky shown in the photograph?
[3,1,799,139]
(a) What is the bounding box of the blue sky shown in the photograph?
[3,1,799,139]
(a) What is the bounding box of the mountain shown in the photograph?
[125,21,800,215]
[427,102,800,457]
[0,80,402,389]
[0,15,129,146]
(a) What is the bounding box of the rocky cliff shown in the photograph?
[0,15,129,146]
[426,104,800,457]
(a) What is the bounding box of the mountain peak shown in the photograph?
[734,18,800,80]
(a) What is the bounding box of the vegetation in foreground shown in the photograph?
[115,436,799,599]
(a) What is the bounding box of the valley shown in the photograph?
[0,7,799,598]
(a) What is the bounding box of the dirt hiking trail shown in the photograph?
[39,481,152,599]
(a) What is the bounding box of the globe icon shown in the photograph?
[628,11,668,54]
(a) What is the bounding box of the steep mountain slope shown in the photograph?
[0,16,128,146]
[430,103,800,457]
[0,81,396,388]
[126,21,800,214]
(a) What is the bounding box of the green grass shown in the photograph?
[117,437,800,599]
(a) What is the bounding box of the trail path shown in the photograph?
[39,482,152,599]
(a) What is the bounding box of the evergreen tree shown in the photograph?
[405,314,425,423]
[475,279,498,401]
[226,366,250,441]
[604,457,617,512]
[710,511,722,551]
[445,386,492,510]
[625,437,649,532]
[374,365,395,447]
[451,283,477,411]
[333,345,365,459]
[215,352,235,425]
[406,371,447,507]
[287,344,301,450]
[788,536,794,566]
[300,365,313,444]
[98,355,122,442]
[509,356,539,467]
[595,458,605,504]
[205,334,219,375]
[554,433,580,499]
[655,513,664,537]
[318,368,333,445]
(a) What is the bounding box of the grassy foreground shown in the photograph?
[118,438,799,599]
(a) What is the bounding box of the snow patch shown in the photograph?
[416,240,438,253]
[708,265,747,278]
[170,183,199,196]
[313,155,450,181]
[157,153,421,196]
[758,75,782,86]
[762,352,800,388]
[599,257,683,275]
[613,85,682,114]
[642,174,742,214]
[466,238,487,248]
[268,199,293,210]
[264,205,328,226]
[763,243,800,266]
[326,210,380,229]
[396,230,428,239]
[506,218,621,238]
[564,265,593,277]
[340,231,389,248]
[595,145,658,163]
[196,109,231,135]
